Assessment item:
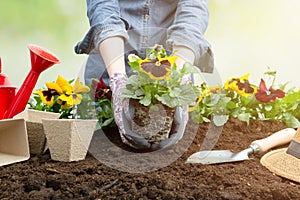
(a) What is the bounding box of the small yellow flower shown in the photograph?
[188,86,213,112]
[201,88,211,97]
[188,96,202,112]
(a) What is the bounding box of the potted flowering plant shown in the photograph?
[121,44,200,143]
[28,75,91,118]
[28,75,98,162]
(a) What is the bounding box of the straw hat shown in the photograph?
[260,128,300,183]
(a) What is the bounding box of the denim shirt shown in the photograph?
[75,0,214,85]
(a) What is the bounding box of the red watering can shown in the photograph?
[0,58,16,119]
[0,44,60,119]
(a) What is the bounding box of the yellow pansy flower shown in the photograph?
[46,82,63,95]
[224,74,257,97]
[138,55,177,80]
[72,93,83,105]
[73,78,90,93]
[56,75,73,93]
[35,89,55,106]
[57,92,73,109]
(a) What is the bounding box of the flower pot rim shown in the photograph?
[42,118,98,122]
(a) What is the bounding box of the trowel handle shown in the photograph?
[251,128,296,153]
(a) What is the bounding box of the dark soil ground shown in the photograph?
[1,118,300,199]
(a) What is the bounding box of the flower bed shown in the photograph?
[190,70,300,128]
[0,118,299,199]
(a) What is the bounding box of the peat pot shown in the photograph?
[14,109,60,155]
[42,119,97,162]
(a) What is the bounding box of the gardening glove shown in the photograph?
[109,73,134,147]
[121,104,189,151]
[109,73,153,149]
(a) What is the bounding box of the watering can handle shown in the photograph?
[3,71,39,118]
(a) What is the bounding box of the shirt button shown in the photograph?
[143,37,148,43]
[144,14,149,20]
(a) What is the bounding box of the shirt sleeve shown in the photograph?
[166,0,214,73]
[75,0,129,54]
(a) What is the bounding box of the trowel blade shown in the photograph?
[186,147,254,164]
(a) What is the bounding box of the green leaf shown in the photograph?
[281,92,300,111]
[100,118,115,128]
[202,116,211,123]
[213,115,229,126]
[134,89,144,96]
[180,62,201,75]
[238,113,250,125]
[128,61,140,71]
[156,84,199,107]
[206,93,221,106]
[264,105,273,111]
[169,87,181,98]
[283,113,300,128]
[140,93,152,106]
[227,101,237,109]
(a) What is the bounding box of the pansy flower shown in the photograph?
[33,89,57,106]
[29,74,92,119]
[57,78,90,109]
[73,78,90,94]
[57,92,73,109]
[49,75,73,108]
[137,55,177,80]
[255,79,285,102]
[34,79,64,106]
[91,78,111,101]
[72,78,90,105]
[55,75,73,93]
[224,74,257,97]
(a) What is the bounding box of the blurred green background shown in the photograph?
[1,0,300,90]
[0,0,88,89]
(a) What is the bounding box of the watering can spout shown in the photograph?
[28,44,60,73]
[3,44,60,119]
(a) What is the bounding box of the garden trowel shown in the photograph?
[186,128,296,164]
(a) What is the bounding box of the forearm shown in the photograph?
[99,36,126,77]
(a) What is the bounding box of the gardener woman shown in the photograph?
[75,0,214,150]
